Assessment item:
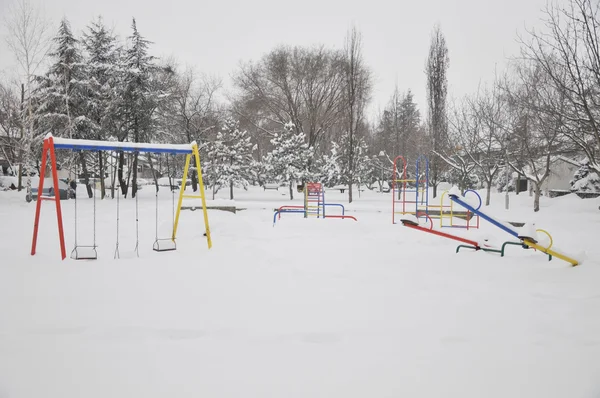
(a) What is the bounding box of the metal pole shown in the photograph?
[505,148,509,210]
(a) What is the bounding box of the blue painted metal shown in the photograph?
[415,155,429,215]
[449,194,518,238]
[462,189,482,210]
[273,209,306,225]
[324,203,345,215]
[53,143,192,154]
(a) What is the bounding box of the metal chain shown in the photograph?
[74,155,78,247]
[155,174,159,241]
[93,151,97,248]
[134,152,139,257]
[114,151,120,259]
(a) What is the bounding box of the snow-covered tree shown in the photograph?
[571,160,600,193]
[202,119,256,200]
[311,147,341,188]
[263,122,313,200]
[34,18,95,197]
[333,131,371,197]
[120,18,162,197]
[82,17,120,198]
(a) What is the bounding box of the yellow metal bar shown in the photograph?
[173,153,192,241]
[182,194,203,199]
[535,229,553,250]
[193,143,212,249]
[450,194,454,227]
[439,191,446,228]
[394,179,416,183]
[522,238,578,266]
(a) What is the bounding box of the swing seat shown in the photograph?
[70,246,98,260]
[153,239,177,252]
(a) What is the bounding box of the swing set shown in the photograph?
[31,133,212,260]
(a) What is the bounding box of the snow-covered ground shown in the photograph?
[1,184,599,397]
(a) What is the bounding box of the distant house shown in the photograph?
[541,156,581,194]
[512,155,582,196]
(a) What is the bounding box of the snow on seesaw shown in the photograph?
[1,185,600,398]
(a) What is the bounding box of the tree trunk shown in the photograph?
[79,152,93,198]
[147,153,159,193]
[18,83,24,191]
[132,152,139,198]
[18,164,23,191]
[485,182,491,206]
[349,180,353,203]
[533,182,541,212]
[111,153,117,199]
[191,169,198,192]
[98,151,105,199]
[230,180,234,200]
[433,183,438,199]
[118,151,126,196]
[289,180,294,200]
[125,156,132,199]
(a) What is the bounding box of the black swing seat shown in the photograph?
[70,246,98,260]
[153,239,177,252]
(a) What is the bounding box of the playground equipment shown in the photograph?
[392,155,428,223]
[400,213,498,252]
[391,154,479,229]
[273,182,357,225]
[449,191,579,266]
[399,189,553,260]
[439,189,480,229]
[31,134,212,260]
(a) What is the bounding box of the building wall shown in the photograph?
[540,160,579,194]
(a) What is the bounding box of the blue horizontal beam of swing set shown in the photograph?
[47,135,195,155]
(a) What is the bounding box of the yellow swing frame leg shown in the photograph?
[172,143,212,249]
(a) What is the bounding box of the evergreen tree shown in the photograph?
[333,131,371,194]
[263,122,313,200]
[571,160,600,193]
[202,119,256,200]
[82,17,120,198]
[34,18,95,197]
[312,147,341,188]
[120,18,159,197]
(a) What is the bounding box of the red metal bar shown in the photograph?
[324,215,357,221]
[48,139,66,259]
[278,205,304,219]
[31,140,49,256]
[402,222,480,248]
[30,137,66,260]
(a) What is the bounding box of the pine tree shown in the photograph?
[202,119,256,200]
[120,18,159,197]
[82,17,120,198]
[333,131,371,196]
[571,160,600,193]
[263,122,313,200]
[34,18,94,197]
[312,147,341,188]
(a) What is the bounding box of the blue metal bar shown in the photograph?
[53,143,192,154]
[462,189,482,210]
[324,203,345,215]
[449,194,518,238]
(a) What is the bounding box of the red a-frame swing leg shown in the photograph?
[31,137,66,260]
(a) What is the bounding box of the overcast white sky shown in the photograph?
[0,0,554,121]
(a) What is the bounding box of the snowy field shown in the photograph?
[1,183,600,397]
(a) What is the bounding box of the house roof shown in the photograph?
[555,155,583,167]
